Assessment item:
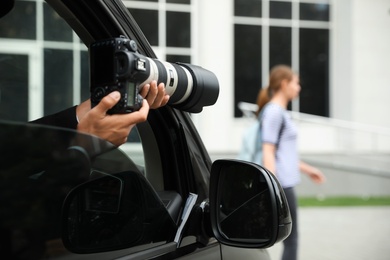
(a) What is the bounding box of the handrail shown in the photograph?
[238,101,390,135]
[289,111,390,137]
[238,101,390,153]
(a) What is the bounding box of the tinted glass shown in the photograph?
[0,123,112,258]
[234,24,262,117]
[270,1,292,19]
[300,3,330,21]
[43,3,72,41]
[128,8,159,46]
[234,0,262,17]
[0,1,36,39]
[270,26,292,68]
[63,169,175,253]
[0,122,175,257]
[166,11,191,47]
[299,28,329,116]
[44,49,73,115]
[0,54,28,121]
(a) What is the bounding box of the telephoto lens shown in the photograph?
[90,36,220,113]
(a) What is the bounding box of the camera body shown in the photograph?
[90,36,220,114]
[90,37,145,114]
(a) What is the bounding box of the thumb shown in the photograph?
[94,91,121,114]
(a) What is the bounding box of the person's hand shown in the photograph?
[307,167,326,184]
[300,161,326,184]
[140,80,170,109]
[76,80,169,146]
[77,91,149,146]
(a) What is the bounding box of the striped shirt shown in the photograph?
[261,102,300,188]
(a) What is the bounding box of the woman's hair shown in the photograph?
[255,65,294,116]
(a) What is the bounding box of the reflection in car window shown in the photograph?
[0,121,176,258]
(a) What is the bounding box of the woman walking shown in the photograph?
[257,65,325,260]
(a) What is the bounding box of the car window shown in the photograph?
[1,1,169,181]
[0,1,152,179]
[0,1,184,258]
[0,121,177,258]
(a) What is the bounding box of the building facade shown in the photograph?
[0,0,389,155]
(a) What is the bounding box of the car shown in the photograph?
[0,0,291,259]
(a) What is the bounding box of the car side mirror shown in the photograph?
[209,159,292,248]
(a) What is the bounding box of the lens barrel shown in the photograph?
[139,58,219,113]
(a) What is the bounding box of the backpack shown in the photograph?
[237,109,285,165]
[237,115,263,164]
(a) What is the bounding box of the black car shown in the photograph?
[0,0,291,259]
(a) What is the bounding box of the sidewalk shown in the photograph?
[267,206,390,260]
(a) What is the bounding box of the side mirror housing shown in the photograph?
[209,159,292,248]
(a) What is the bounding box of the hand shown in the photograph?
[307,167,326,184]
[76,91,149,146]
[76,81,169,146]
[300,161,326,184]
[140,80,170,109]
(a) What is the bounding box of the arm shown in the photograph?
[262,143,277,175]
[32,81,168,147]
[30,106,78,129]
[299,161,326,184]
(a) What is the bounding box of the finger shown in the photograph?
[137,99,150,119]
[140,83,150,98]
[93,91,121,115]
[150,83,169,108]
[149,83,165,108]
[161,94,170,106]
[146,81,158,104]
[122,100,150,124]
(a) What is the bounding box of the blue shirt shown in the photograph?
[261,103,300,188]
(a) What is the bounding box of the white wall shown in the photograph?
[351,0,390,127]
[332,0,390,127]
[192,0,241,154]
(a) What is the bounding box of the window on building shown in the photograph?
[234,0,330,117]
[125,0,192,64]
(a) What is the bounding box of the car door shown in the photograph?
[0,0,222,258]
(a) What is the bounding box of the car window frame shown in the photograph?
[44,0,217,257]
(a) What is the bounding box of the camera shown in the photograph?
[90,36,219,114]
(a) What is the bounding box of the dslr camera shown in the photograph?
[90,36,219,114]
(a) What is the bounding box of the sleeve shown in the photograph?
[261,105,284,145]
[30,105,78,130]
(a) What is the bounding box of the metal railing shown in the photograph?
[238,102,390,181]
[238,102,390,154]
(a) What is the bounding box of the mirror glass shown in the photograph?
[217,163,273,242]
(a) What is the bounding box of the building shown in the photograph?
[1,0,389,157]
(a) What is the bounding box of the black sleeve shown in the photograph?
[30,106,78,130]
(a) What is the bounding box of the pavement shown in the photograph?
[267,206,390,260]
